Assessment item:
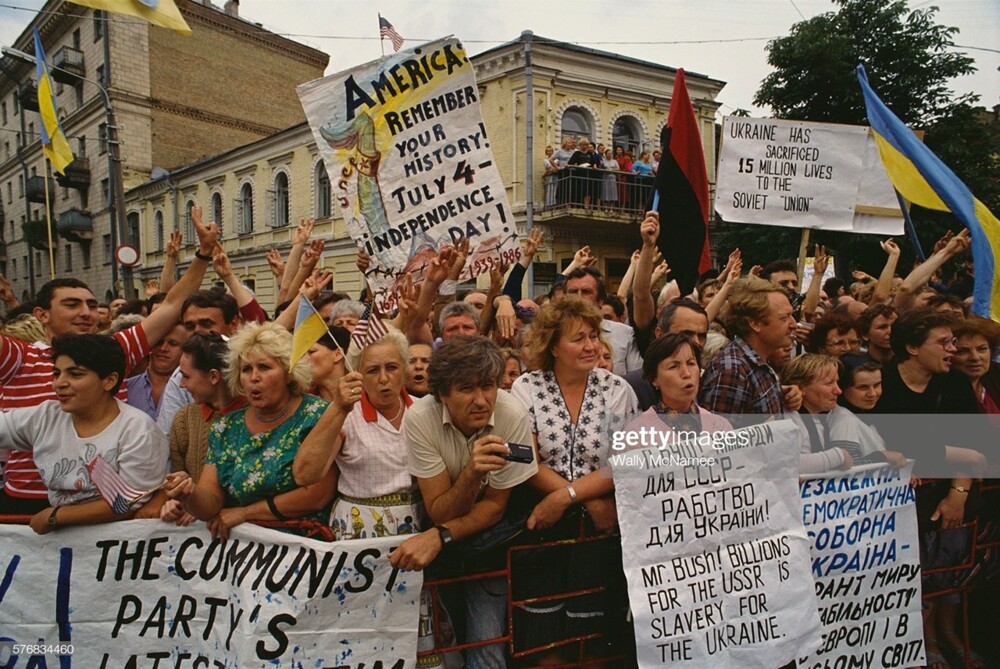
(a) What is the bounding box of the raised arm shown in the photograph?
[895,229,969,310]
[406,247,455,344]
[274,270,333,331]
[706,253,742,324]
[801,244,829,319]
[631,211,660,332]
[617,250,641,302]
[211,243,254,309]
[872,238,900,305]
[142,206,220,346]
[277,219,315,304]
[157,230,182,294]
[293,373,362,485]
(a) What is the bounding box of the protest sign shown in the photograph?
[611,419,822,668]
[797,463,924,669]
[0,521,420,668]
[717,117,903,235]
[799,255,836,295]
[298,37,519,312]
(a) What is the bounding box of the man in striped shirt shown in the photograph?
[0,207,219,514]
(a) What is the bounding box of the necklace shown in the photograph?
[254,396,293,424]
[385,397,404,424]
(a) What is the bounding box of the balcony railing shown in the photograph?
[25,176,56,204]
[18,82,38,113]
[51,46,85,84]
[540,167,655,219]
[57,208,93,243]
[55,157,91,191]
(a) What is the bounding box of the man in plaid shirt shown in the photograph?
[699,277,802,425]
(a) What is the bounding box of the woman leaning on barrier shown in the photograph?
[164,322,336,539]
[509,296,637,661]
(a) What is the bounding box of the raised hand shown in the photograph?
[880,238,900,257]
[266,248,285,279]
[812,244,829,275]
[165,229,183,257]
[292,218,316,246]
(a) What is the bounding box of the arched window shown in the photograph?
[315,161,331,219]
[126,211,140,248]
[211,191,223,230]
[183,199,196,243]
[154,210,164,251]
[612,116,642,157]
[561,107,593,143]
[237,182,254,234]
[271,172,289,228]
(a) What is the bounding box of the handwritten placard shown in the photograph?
[717,117,901,234]
[0,521,420,668]
[612,420,822,668]
[796,463,924,669]
[298,37,519,312]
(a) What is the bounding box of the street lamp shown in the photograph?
[2,45,135,300]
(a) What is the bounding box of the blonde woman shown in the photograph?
[165,322,336,539]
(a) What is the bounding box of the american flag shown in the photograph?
[351,301,390,349]
[379,15,404,52]
[87,455,146,515]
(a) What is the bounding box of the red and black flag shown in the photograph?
[653,68,712,295]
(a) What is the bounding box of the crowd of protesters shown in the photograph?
[0,202,996,669]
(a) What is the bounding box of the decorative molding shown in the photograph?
[607,109,649,147]
[552,98,602,144]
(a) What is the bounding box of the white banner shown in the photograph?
[0,521,420,668]
[797,463,924,669]
[298,38,519,312]
[717,117,903,234]
[611,420,822,668]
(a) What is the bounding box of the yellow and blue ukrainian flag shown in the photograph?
[858,64,1000,323]
[67,0,192,36]
[33,28,74,176]
[289,296,329,370]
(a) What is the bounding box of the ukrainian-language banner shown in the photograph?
[298,37,519,312]
[797,463,924,669]
[0,521,420,668]
[611,419,823,669]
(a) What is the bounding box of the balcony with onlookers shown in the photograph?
[51,46,85,84]
[536,167,655,227]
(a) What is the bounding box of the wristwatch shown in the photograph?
[951,485,970,494]
[435,525,453,546]
[47,506,60,528]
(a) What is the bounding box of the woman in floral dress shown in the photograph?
[165,322,336,539]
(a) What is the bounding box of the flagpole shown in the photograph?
[378,13,385,57]
[43,159,55,279]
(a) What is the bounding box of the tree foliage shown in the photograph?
[754,0,976,126]
[714,0,997,276]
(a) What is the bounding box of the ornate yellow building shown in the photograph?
[125,32,725,310]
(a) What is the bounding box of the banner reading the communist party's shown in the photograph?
[298,38,520,312]
[0,521,420,668]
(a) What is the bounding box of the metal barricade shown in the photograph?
[421,512,629,668]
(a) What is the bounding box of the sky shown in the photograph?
[0,0,996,117]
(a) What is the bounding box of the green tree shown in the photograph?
[715,0,997,279]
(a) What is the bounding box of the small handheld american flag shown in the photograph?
[86,455,147,515]
[351,301,390,349]
[379,15,404,52]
